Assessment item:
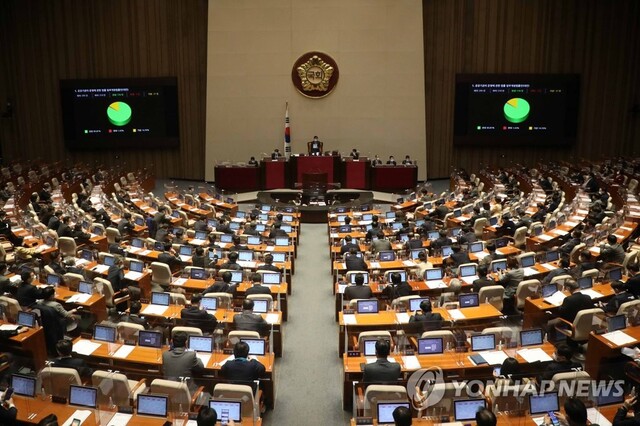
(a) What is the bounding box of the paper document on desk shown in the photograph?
[474,252,489,260]
[265,246,275,252]
[480,350,509,365]
[587,408,612,426]
[73,340,101,356]
[62,410,92,426]
[495,248,510,255]
[195,352,212,367]
[517,348,553,363]
[124,271,143,280]
[603,330,637,346]
[614,233,626,240]
[0,324,19,331]
[369,261,380,268]
[621,226,634,231]
[532,416,546,426]
[112,345,135,359]
[541,263,557,271]
[448,309,466,320]
[66,294,92,304]
[172,278,187,286]
[395,313,410,324]
[402,356,422,370]
[190,239,206,246]
[403,260,417,267]
[9,275,21,283]
[579,289,603,299]
[551,229,568,236]
[537,234,554,241]
[139,249,151,256]
[591,246,601,254]
[523,267,539,277]
[142,305,168,316]
[426,280,447,289]
[265,313,279,324]
[544,292,567,306]
[107,413,132,426]
[343,314,357,325]
[237,260,256,268]
[564,221,579,227]
[92,265,109,274]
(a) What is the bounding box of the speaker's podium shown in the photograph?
[342,157,369,189]
[262,157,289,189]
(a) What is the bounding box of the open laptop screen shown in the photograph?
[129,260,144,273]
[471,334,495,351]
[459,293,480,308]
[356,300,378,314]
[190,268,207,280]
[262,272,281,284]
[469,242,484,253]
[454,399,487,421]
[425,268,443,281]
[209,399,242,422]
[93,324,116,343]
[46,274,61,285]
[459,264,477,277]
[137,394,169,418]
[578,276,593,289]
[529,393,560,415]
[150,292,170,306]
[409,298,429,312]
[520,255,535,268]
[520,329,544,347]
[377,402,410,423]
[608,314,627,332]
[78,281,93,295]
[491,260,507,272]
[387,271,407,283]
[17,311,36,328]
[200,297,218,311]
[138,330,163,348]
[69,385,97,409]
[349,273,369,284]
[239,338,266,356]
[417,337,444,355]
[251,299,269,313]
[546,250,560,262]
[188,335,213,353]
[11,374,36,397]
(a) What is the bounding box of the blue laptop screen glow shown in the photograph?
[262,273,280,284]
[459,293,479,308]
[460,265,476,277]
[425,269,443,281]
[418,337,444,355]
[521,255,535,268]
[520,329,544,347]
[151,292,170,306]
[200,297,217,311]
[529,393,559,415]
[357,300,378,314]
[471,334,495,351]
[409,298,429,312]
[492,260,507,272]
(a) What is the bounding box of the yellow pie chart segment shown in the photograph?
[107,101,132,126]
[503,98,529,124]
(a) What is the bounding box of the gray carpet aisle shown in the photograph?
[268,223,352,425]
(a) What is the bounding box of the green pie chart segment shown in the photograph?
[503,98,530,124]
[107,101,132,126]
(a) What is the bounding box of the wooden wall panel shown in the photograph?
[423,0,640,178]
[0,0,207,180]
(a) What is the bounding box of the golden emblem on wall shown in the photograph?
[291,51,339,99]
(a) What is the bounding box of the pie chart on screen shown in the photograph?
[503,98,530,124]
[107,101,132,126]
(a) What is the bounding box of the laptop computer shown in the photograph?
[255,224,266,232]
[417,337,444,355]
[495,238,508,248]
[451,228,462,237]
[360,204,371,212]
[424,268,446,288]
[104,256,116,267]
[281,224,292,233]
[235,211,246,219]
[542,283,558,298]
[282,214,293,222]
[247,236,262,245]
[529,392,560,415]
[546,250,560,263]
[129,260,144,273]
[239,338,267,356]
[17,311,36,328]
[46,274,61,286]
[251,299,269,313]
[69,385,98,409]
[459,264,479,284]
[386,211,396,220]
[188,335,213,352]
[521,254,535,268]
[398,234,410,243]
[491,259,507,273]
[379,251,396,262]
[519,329,544,347]
[238,250,253,262]
[194,230,207,240]
[209,399,242,423]
[578,276,593,289]
[469,242,484,253]
[409,298,429,312]
[153,241,164,251]
[230,271,243,283]
[137,394,169,418]
[471,334,496,352]
[93,324,117,343]
[262,272,281,285]
[138,330,163,348]
[442,246,453,257]
[190,268,207,280]
[608,267,623,282]
[391,222,403,231]
[80,249,93,261]
[275,237,289,246]
[11,374,36,397]
[261,204,271,212]
[78,281,94,295]
[453,399,487,421]
[362,339,380,357]
[271,252,286,262]
[200,297,217,312]
[607,314,627,332]
[229,222,240,231]
[220,234,234,243]
[150,292,170,306]
[356,300,378,314]
[411,249,425,260]
[427,231,440,241]
[489,216,499,226]
[596,389,625,406]
[377,401,410,424]
[131,238,144,248]
[453,209,462,218]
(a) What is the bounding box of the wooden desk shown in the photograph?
[13,394,262,425]
[198,192,238,214]
[522,282,614,329]
[54,285,107,323]
[0,321,47,370]
[342,342,556,409]
[137,305,284,357]
[585,325,640,379]
[337,305,502,355]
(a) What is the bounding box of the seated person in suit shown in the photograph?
[243,221,261,237]
[340,235,360,256]
[408,299,443,331]
[119,300,149,328]
[162,331,204,381]
[383,272,413,301]
[181,293,217,331]
[446,243,471,268]
[233,299,268,334]
[256,254,281,273]
[158,243,182,270]
[393,406,413,426]
[473,265,495,293]
[350,148,360,159]
[430,229,453,250]
[599,234,626,264]
[546,279,594,344]
[108,236,126,256]
[48,250,67,275]
[362,339,401,383]
[538,343,582,383]
[204,271,235,295]
[625,263,640,297]
[245,272,272,296]
[221,341,266,386]
[542,257,571,285]
[405,234,424,250]
[414,251,433,277]
[370,232,392,254]
[15,270,46,308]
[371,155,383,166]
[52,339,92,378]
[570,250,597,279]
[559,230,582,256]
[220,251,242,271]
[230,235,248,252]
[248,156,258,166]
[345,247,368,272]
[41,286,78,324]
[0,389,17,425]
[496,213,517,237]
[117,212,135,237]
[602,281,635,314]
[191,246,210,269]
[309,136,322,155]
[268,223,288,239]
[402,155,413,165]
[344,273,372,300]
[57,216,73,238]
[107,255,126,292]
[271,148,282,159]
[478,242,505,267]
[386,156,397,165]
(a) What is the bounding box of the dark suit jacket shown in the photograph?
[344,285,373,300]
[363,358,402,383]
[220,358,266,383]
[181,305,217,330]
[204,281,231,294]
[558,292,594,322]
[162,347,204,380]
[119,313,149,329]
[538,360,582,382]
[16,283,45,307]
[158,252,182,269]
[219,261,242,271]
[340,243,361,256]
[52,356,93,378]
[0,405,17,425]
[245,285,272,296]
[408,311,443,332]
[57,223,73,238]
[233,310,268,334]
[383,282,413,300]
[449,252,471,267]
[255,264,281,273]
[107,265,125,292]
[625,274,640,298]
[473,277,496,293]
[345,255,368,272]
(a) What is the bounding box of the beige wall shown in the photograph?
[206,0,426,181]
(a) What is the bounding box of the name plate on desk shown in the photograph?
[355,417,373,425]
[347,351,361,357]
[343,309,355,315]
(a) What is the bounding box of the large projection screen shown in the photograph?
[206,0,426,182]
